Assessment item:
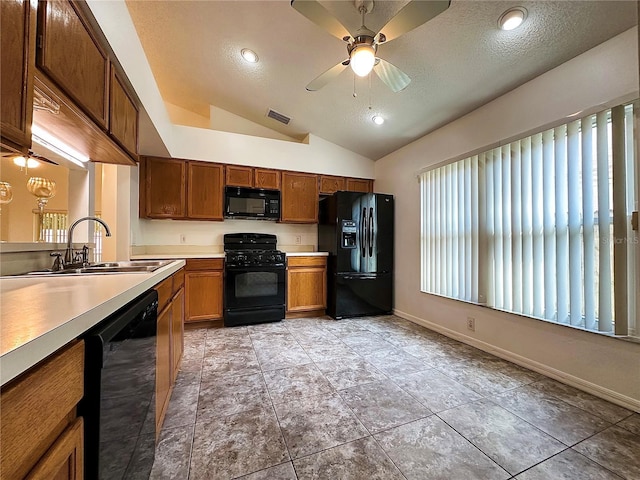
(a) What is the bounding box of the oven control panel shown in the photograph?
[225,250,286,268]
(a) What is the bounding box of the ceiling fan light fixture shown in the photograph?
[240,48,259,63]
[498,7,527,31]
[372,115,385,125]
[350,44,376,77]
[13,156,39,169]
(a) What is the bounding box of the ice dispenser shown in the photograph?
[341,220,357,248]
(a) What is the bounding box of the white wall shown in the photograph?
[376,28,640,410]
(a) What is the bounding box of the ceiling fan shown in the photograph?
[291,0,451,93]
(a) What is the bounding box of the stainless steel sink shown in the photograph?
[21,260,174,276]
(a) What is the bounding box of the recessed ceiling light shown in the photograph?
[372,115,384,125]
[241,48,259,63]
[498,7,527,31]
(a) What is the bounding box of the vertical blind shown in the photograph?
[421,103,638,335]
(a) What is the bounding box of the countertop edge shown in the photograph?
[0,260,185,386]
[130,252,329,259]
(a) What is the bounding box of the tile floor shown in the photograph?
[150,315,640,480]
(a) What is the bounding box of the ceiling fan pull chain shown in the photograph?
[368,72,372,110]
[353,74,357,98]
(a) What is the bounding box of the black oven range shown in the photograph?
[223,233,286,327]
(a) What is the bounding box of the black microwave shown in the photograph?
[224,186,280,220]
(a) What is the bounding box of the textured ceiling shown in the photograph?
[125,0,637,160]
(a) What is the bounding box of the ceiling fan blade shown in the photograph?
[305,60,349,91]
[373,58,411,93]
[291,0,352,41]
[377,0,450,43]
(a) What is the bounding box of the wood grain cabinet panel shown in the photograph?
[281,171,319,223]
[225,165,253,187]
[142,157,186,218]
[171,287,184,383]
[0,340,84,480]
[254,168,280,189]
[37,0,109,127]
[185,271,224,322]
[109,67,138,158]
[188,161,224,220]
[155,303,171,438]
[287,256,327,315]
[0,0,36,152]
[25,418,83,480]
[346,178,373,193]
[319,175,346,195]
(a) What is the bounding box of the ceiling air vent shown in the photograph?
[267,109,291,125]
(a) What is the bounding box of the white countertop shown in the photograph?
[0,260,185,386]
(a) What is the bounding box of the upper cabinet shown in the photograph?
[226,165,280,190]
[281,171,319,223]
[140,156,224,221]
[109,67,138,158]
[36,0,109,128]
[0,0,36,153]
[319,175,373,195]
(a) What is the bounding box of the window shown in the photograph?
[420,103,638,336]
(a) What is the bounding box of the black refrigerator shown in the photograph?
[318,191,394,319]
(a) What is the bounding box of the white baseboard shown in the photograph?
[394,308,640,413]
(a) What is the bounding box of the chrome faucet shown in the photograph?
[65,216,112,265]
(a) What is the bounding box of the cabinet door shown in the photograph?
[156,305,171,437]
[0,0,36,151]
[37,0,109,127]
[188,161,224,220]
[225,165,253,187]
[281,172,319,223]
[319,175,346,195]
[287,257,327,313]
[143,157,186,218]
[25,418,83,480]
[171,288,184,383]
[185,271,223,322]
[109,67,138,159]
[346,178,373,193]
[254,168,280,190]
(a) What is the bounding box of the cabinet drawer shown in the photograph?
[172,268,185,294]
[185,258,224,271]
[155,276,173,312]
[287,256,327,268]
[0,340,84,480]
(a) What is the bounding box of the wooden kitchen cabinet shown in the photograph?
[281,171,319,223]
[1,340,84,480]
[141,157,186,218]
[188,161,224,220]
[226,165,281,190]
[25,418,83,480]
[185,259,224,323]
[140,157,224,220]
[155,268,185,436]
[109,66,138,159]
[319,175,346,195]
[346,178,373,193]
[37,0,109,128]
[286,256,327,316]
[0,0,37,152]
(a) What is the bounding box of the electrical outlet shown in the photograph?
[467,317,476,332]
[179,234,186,244]
[295,235,302,245]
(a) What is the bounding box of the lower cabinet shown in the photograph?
[286,256,327,316]
[185,258,224,324]
[154,268,185,437]
[0,340,84,480]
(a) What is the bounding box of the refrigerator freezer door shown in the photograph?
[328,273,393,319]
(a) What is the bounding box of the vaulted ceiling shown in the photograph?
[125,0,638,160]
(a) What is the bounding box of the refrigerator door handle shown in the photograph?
[361,207,367,258]
[369,207,374,257]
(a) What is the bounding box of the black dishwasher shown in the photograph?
[80,289,158,480]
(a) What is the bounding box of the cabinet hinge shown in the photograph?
[37,34,43,49]
[632,211,638,231]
